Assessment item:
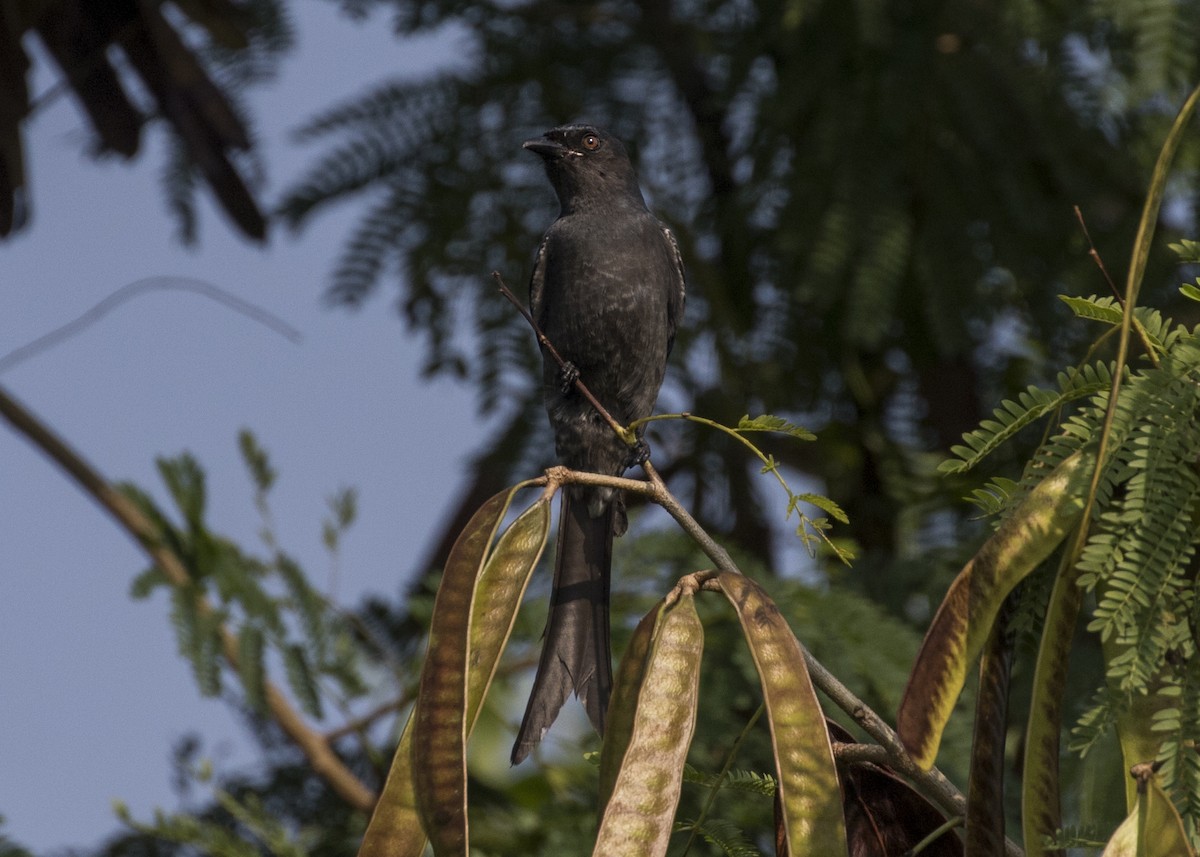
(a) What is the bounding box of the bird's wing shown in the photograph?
[529,233,550,331]
[661,225,686,354]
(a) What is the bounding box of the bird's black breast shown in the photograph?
[534,209,679,424]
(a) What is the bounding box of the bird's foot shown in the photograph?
[558,361,580,393]
[625,440,651,469]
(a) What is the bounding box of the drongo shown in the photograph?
[512,124,685,764]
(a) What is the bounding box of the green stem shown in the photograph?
[679,703,766,857]
[636,412,850,562]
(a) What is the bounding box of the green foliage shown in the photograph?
[734,415,816,442]
[659,412,852,563]
[943,291,1200,838]
[0,816,35,857]
[114,772,317,857]
[674,817,763,857]
[119,432,367,717]
[239,428,277,495]
[682,765,776,796]
[279,0,1200,598]
[322,488,358,553]
[940,361,1113,476]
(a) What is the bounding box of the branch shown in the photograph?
[495,272,631,444]
[0,383,377,813]
[0,276,301,375]
[538,464,1020,853]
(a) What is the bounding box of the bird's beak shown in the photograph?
[523,137,568,158]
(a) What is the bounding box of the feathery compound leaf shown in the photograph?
[677,818,762,857]
[792,492,849,524]
[283,644,321,719]
[156,453,208,531]
[736,414,816,441]
[236,624,267,713]
[940,364,1111,474]
[681,764,777,795]
[170,586,222,698]
[964,477,1019,516]
[130,566,170,599]
[1059,296,1179,354]
[237,429,276,494]
[1169,239,1200,263]
[1060,294,1124,326]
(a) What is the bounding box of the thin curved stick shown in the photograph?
[0,276,301,375]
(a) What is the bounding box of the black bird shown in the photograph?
[512,124,685,764]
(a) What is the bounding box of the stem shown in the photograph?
[910,816,965,856]
[639,412,849,562]
[680,704,765,857]
[495,273,632,444]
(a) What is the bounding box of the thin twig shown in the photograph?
[681,704,765,856]
[1073,206,1160,369]
[1073,205,1122,303]
[0,383,376,813]
[807,654,964,820]
[494,272,633,444]
[0,277,301,375]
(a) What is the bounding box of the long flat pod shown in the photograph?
[899,447,1092,769]
[713,572,847,856]
[412,492,550,856]
[593,589,704,857]
[598,604,661,811]
[1021,551,1081,857]
[359,488,548,857]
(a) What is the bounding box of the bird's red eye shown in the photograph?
[582,134,601,151]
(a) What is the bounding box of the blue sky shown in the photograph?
[0,6,485,851]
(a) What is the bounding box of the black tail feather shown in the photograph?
[511,491,613,764]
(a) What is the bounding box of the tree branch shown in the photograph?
[0,383,377,813]
[498,276,1021,855]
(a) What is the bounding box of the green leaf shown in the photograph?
[130,566,169,599]
[237,429,276,494]
[1060,295,1125,326]
[283,644,322,719]
[156,453,207,531]
[793,492,848,524]
[736,414,816,441]
[1168,239,1200,263]
[237,625,267,713]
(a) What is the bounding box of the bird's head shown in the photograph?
[523,124,646,214]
